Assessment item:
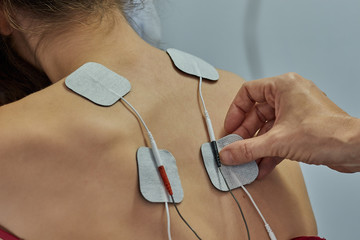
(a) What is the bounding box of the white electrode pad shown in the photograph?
[166,48,219,81]
[201,134,259,191]
[65,62,131,106]
[137,147,184,203]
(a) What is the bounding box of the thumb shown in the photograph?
[220,134,273,165]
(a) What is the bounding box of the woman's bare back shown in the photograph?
[0,50,316,240]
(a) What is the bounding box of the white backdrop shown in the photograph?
[155,0,360,239]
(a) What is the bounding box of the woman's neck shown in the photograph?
[35,12,155,83]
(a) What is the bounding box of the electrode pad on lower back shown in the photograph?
[201,134,258,191]
[65,62,131,106]
[166,48,219,81]
[137,147,184,203]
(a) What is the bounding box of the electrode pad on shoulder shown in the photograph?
[65,62,131,106]
[201,134,258,191]
[137,147,184,203]
[65,62,184,204]
[166,48,219,81]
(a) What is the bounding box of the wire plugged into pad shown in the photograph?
[65,64,177,201]
[65,62,201,240]
[211,141,221,168]
[123,87,202,240]
[137,147,183,203]
[166,49,277,240]
[201,135,258,190]
[199,74,277,240]
[196,66,252,239]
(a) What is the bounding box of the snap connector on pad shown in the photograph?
[137,147,184,203]
[166,48,219,81]
[201,134,259,191]
[65,62,131,106]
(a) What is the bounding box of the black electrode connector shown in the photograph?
[210,141,221,168]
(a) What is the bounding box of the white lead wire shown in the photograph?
[165,201,172,240]
[196,66,216,142]
[121,97,151,134]
[120,97,171,240]
[228,172,277,240]
[195,65,277,240]
[121,97,163,166]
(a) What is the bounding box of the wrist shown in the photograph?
[348,117,360,152]
[335,116,360,172]
[307,115,360,172]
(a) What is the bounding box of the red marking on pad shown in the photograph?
[158,166,173,196]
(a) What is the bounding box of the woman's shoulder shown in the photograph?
[0,80,134,160]
[0,99,40,148]
[204,68,246,103]
[199,68,317,235]
[218,68,246,83]
[0,83,81,156]
[0,99,58,177]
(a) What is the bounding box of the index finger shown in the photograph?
[224,77,277,133]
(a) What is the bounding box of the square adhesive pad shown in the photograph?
[137,147,184,203]
[201,134,259,192]
[65,62,131,106]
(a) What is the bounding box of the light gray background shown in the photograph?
[155,0,360,239]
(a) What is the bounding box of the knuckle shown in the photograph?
[282,72,302,83]
[242,81,251,88]
[276,72,309,90]
[286,72,301,79]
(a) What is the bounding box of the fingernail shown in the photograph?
[220,150,234,164]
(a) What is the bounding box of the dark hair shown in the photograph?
[0,0,138,106]
[0,35,50,105]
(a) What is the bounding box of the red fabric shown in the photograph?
[292,237,326,240]
[0,228,20,240]
[0,229,328,240]
[2,228,328,240]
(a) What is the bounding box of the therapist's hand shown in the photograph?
[220,72,360,179]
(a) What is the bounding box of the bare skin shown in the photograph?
[0,10,316,240]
